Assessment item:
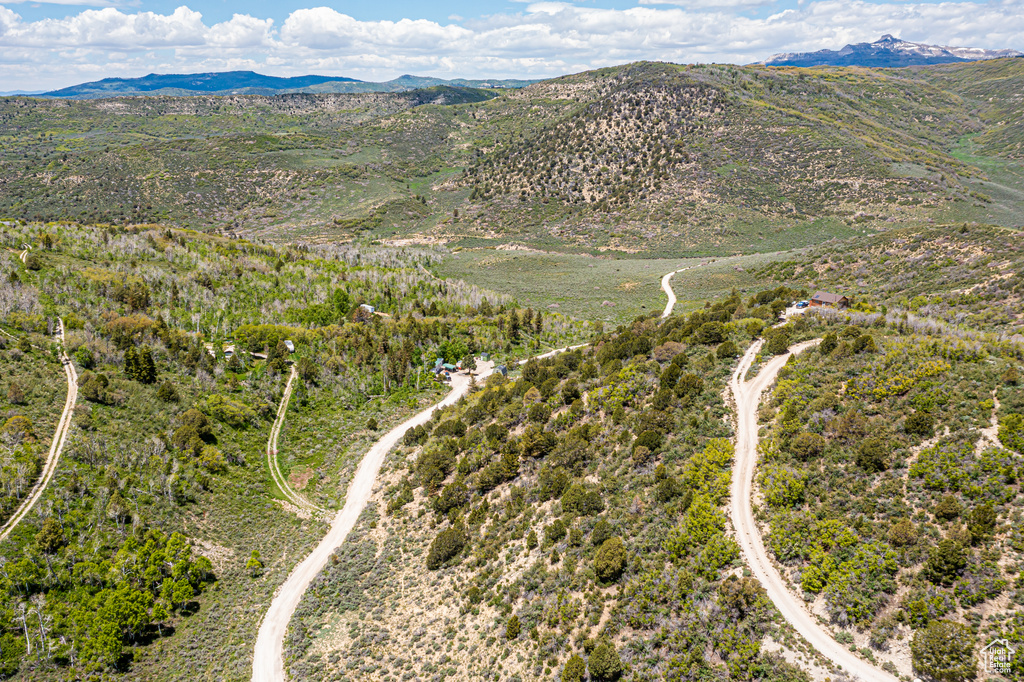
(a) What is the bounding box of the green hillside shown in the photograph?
[2,60,1023,258]
[0,222,587,679]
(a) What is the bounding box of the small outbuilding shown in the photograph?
[809,291,850,309]
[284,340,295,353]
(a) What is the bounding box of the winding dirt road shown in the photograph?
[0,319,79,543]
[251,261,890,682]
[266,366,322,514]
[729,339,900,682]
[660,270,678,318]
[660,262,708,319]
[252,360,494,682]
[252,341,595,681]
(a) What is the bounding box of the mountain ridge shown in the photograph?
[763,34,1022,68]
[36,70,538,100]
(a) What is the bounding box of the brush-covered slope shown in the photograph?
[754,223,1024,338]
[284,296,825,681]
[2,60,1023,255]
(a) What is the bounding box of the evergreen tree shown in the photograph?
[36,518,67,554]
[562,654,586,682]
[138,346,157,384]
[588,641,624,681]
[507,312,521,342]
[911,620,976,682]
[924,539,968,586]
[505,615,521,640]
[594,537,627,583]
[157,381,179,402]
[124,346,139,381]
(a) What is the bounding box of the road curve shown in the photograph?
[729,339,899,682]
[660,262,709,319]
[252,359,494,682]
[660,271,678,318]
[266,366,322,513]
[0,319,79,543]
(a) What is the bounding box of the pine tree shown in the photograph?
[138,346,157,384]
[507,312,521,342]
[124,346,139,381]
[157,381,179,402]
[562,654,586,682]
[588,641,623,681]
[36,518,67,554]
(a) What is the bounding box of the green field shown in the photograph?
[434,248,800,324]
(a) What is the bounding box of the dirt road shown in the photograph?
[0,319,79,543]
[252,360,495,682]
[660,263,707,319]
[660,270,678,318]
[729,339,900,682]
[266,366,321,514]
[251,341,597,681]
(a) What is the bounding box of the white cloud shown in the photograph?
[0,0,1023,90]
[638,0,774,10]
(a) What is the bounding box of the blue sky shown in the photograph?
[2,0,1023,90]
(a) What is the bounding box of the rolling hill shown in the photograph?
[1,59,1023,257]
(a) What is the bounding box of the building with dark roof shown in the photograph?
[809,291,850,308]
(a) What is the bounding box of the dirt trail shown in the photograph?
[729,339,900,682]
[266,366,321,514]
[0,319,79,543]
[660,270,678,318]
[660,262,707,319]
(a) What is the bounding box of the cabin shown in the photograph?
[495,365,508,377]
[284,340,295,353]
[809,291,850,309]
[360,304,376,314]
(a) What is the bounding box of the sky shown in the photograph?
[1,0,1023,91]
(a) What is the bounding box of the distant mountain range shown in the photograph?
[763,35,1022,68]
[28,71,537,99]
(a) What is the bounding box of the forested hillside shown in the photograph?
[0,221,586,679]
